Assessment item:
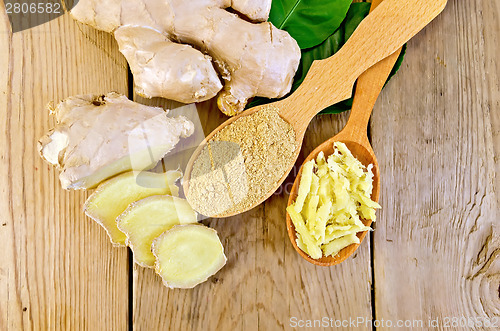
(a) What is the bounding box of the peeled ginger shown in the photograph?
[288,142,381,259]
[152,225,226,289]
[117,196,198,267]
[84,170,181,246]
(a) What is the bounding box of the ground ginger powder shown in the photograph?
[186,107,297,217]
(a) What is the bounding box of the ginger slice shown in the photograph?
[84,170,181,246]
[152,225,226,289]
[117,196,198,267]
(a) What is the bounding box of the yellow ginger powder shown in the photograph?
[187,107,297,217]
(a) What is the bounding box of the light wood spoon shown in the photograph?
[184,0,447,217]
[286,0,401,267]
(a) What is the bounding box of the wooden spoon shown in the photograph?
[286,0,401,266]
[184,0,447,217]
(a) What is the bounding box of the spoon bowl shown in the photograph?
[286,133,380,266]
[183,102,303,218]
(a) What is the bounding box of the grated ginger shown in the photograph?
[287,142,381,259]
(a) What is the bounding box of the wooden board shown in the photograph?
[0,9,130,330]
[371,0,500,327]
[1,0,499,329]
[131,97,374,330]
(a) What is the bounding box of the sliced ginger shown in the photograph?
[84,170,181,246]
[152,225,226,289]
[117,196,198,267]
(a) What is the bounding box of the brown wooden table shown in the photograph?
[1,0,499,329]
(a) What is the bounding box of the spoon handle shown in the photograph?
[340,0,402,144]
[341,49,401,145]
[282,0,447,134]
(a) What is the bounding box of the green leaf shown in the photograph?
[388,43,407,82]
[247,1,406,114]
[295,2,370,91]
[269,0,352,49]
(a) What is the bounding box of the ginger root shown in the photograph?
[70,0,300,116]
[38,93,194,189]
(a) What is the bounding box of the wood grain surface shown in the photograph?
[371,0,500,326]
[0,0,498,330]
[132,99,373,330]
[0,6,130,330]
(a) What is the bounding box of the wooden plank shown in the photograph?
[0,10,130,330]
[371,0,500,327]
[132,93,374,329]
[132,2,373,327]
